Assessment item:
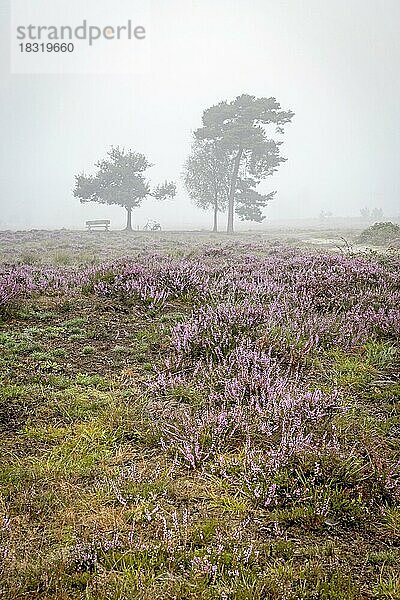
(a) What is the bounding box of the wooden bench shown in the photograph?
[85,220,110,231]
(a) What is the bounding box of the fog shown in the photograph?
[1,0,399,230]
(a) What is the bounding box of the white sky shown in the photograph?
[0,0,399,230]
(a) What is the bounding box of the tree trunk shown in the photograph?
[227,149,242,234]
[125,207,132,231]
[213,196,218,232]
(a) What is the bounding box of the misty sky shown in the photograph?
[1,0,399,230]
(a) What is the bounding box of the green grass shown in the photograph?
[0,248,399,598]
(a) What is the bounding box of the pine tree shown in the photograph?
[74,147,176,230]
[194,94,294,232]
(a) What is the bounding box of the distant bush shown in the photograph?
[359,221,400,244]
